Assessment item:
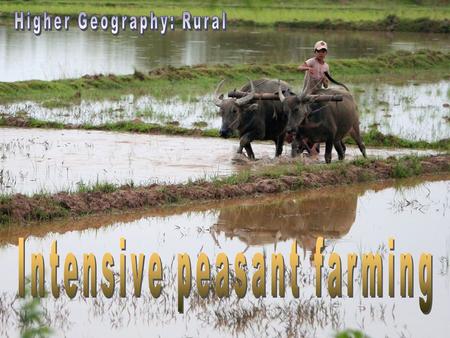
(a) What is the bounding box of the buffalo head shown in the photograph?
[214,79,255,138]
[278,85,308,134]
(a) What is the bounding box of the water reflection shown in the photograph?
[0,178,448,337]
[1,21,449,81]
[213,187,358,250]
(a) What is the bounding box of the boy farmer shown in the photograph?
[298,40,329,94]
[293,40,330,156]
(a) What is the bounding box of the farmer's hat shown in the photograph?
[314,41,328,51]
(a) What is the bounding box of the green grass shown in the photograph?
[335,329,369,338]
[212,169,251,186]
[345,126,450,151]
[0,50,448,104]
[40,98,73,109]
[259,165,293,179]
[192,121,208,128]
[27,119,66,129]
[392,156,423,178]
[0,116,223,137]
[351,157,372,167]
[249,153,439,183]
[19,280,53,338]
[75,181,118,193]
[1,1,448,27]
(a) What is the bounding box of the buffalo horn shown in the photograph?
[213,79,226,107]
[278,80,286,103]
[235,78,255,106]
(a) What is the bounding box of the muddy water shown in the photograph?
[2,81,448,141]
[1,21,449,81]
[0,127,439,195]
[0,178,448,337]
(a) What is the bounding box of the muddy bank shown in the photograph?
[1,115,449,151]
[0,154,448,225]
[0,115,215,137]
[272,15,449,33]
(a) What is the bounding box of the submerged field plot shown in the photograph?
[0,127,442,195]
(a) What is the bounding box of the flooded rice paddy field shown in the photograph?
[0,127,439,195]
[1,23,449,81]
[0,178,449,337]
[2,80,449,142]
[357,80,450,141]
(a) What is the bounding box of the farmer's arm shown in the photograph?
[298,63,309,71]
[298,62,314,75]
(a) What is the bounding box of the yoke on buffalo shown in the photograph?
[227,90,343,103]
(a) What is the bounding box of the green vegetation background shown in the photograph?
[1,0,448,25]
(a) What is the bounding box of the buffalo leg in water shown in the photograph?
[334,140,345,160]
[244,144,255,159]
[349,128,367,158]
[275,134,284,157]
[239,132,258,160]
[325,139,333,163]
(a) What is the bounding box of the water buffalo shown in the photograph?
[279,87,366,163]
[214,78,291,159]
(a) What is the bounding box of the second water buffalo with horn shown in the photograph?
[214,78,291,159]
[279,87,367,163]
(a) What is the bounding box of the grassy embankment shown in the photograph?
[0,154,448,225]
[0,1,448,32]
[0,50,448,104]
